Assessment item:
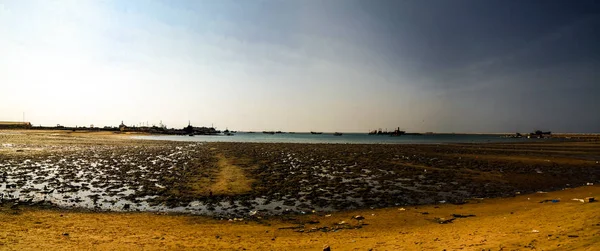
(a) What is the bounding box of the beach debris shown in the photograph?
[568,235,579,238]
[353,215,365,225]
[434,217,455,224]
[587,183,594,186]
[398,208,406,211]
[573,197,596,203]
[307,220,320,224]
[532,230,540,233]
[337,221,347,225]
[325,214,332,217]
[451,214,476,218]
[323,244,331,251]
[539,199,560,203]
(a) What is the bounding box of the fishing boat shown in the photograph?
[310,131,323,134]
[333,132,343,136]
[263,131,275,135]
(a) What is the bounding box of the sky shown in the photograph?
[1,0,599,133]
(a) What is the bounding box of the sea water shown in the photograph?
[133,133,543,144]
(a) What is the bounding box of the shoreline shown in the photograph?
[1,130,599,249]
[1,185,598,250]
[1,130,598,217]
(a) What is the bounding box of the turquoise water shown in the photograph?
[133,132,539,144]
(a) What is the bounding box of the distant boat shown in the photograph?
[390,127,406,137]
[263,131,275,135]
[224,132,234,136]
[188,134,194,137]
[310,131,323,135]
[333,132,343,136]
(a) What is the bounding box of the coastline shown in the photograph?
[1,129,599,249]
[2,185,598,250]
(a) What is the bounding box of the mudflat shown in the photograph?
[0,130,599,250]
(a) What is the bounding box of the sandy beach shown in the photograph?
[1,130,599,250]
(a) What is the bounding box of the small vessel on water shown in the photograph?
[390,127,405,137]
[310,131,323,135]
[263,131,275,135]
[333,132,343,136]
[369,127,405,136]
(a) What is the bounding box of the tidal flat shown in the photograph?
[1,130,598,218]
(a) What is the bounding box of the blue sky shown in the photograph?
[1,0,599,132]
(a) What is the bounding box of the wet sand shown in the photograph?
[1,185,598,250]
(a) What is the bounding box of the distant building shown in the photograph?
[0,121,32,129]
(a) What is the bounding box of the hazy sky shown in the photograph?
[1,0,599,132]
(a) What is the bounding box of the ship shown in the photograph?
[333,132,343,136]
[390,127,406,137]
[310,131,323,134]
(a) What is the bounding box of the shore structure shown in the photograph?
[0,121,32,129]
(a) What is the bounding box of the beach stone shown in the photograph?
[323,244,331,251]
